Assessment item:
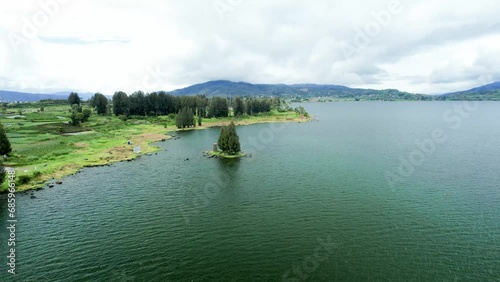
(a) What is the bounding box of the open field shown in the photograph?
[1,102,309,192]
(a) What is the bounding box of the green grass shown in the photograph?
[0,103,171,191]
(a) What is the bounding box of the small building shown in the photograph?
[133,146,141,154]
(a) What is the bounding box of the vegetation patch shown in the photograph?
[205,150,246,159]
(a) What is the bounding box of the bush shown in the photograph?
[118,115,128,121]
[32,171,42,178]
[82,109,92,122]
[17,175,32,184]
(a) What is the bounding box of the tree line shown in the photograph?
[65,91,290,129]
[107,92,277,118]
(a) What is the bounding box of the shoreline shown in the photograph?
[4,114,311,193]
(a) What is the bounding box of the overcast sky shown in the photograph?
[0,0,499,95]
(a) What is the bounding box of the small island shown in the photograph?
[205,121,245,159]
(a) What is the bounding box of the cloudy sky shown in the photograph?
[0,0,499,95]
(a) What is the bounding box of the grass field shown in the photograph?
[1,102,308,192]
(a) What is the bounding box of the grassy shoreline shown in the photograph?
[1,107,310,192]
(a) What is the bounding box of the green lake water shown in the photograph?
[1,102,499,281]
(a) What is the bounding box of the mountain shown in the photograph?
[170,80,362,97]
[169,80,431,100]
[0,91,95,102]
[441,81,500,100]
[462,81,500,92]
[4,80,499,102]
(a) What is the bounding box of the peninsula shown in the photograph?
[0,93,310,192]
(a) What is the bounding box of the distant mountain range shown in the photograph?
[170,80,433,101]
[170,80,353,97]
[440,81,500,100]
[0,91,95,103]
[169,80,500,101]
[1,80,499,102]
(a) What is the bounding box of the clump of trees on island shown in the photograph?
[217,121,241,155]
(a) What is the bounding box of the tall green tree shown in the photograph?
[0,122,12,156]
[217,121,241,155]
[112,91,130,116]
[208,97,229,118]
[129,91,146,116]
[234,97,245,116]
[145,92,159,115]
[92,93,109,115]
[68,92,81,106]
[175,107,195,129]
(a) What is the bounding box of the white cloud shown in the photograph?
[0,0,499,94]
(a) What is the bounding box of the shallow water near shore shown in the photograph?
[1,102,500,281]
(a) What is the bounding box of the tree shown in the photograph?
[129,91,146,116]
[70,111,84,125]
[0,122,12,156]
[234,97,245,116]
[208,97,229,118]
[92,93,109,115]
[145,92,159,115]
[82,109,92,122]
[294,106,306,115]
[175,110,183,128]
[68,92,81,106]
[175,107,195,129]
[112,91,129,116]
[217,121,240,155]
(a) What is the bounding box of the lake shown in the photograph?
[1,102,500,281]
